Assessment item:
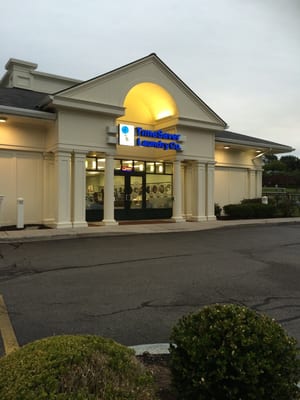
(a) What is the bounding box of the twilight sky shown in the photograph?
[1,0,299,156]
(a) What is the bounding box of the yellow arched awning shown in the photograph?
[118,82,178,125]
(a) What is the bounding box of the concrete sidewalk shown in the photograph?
[0,217,299,243]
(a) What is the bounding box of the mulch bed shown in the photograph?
[118,219,175,225]
[137,353,178,400]
[0,224,50,231]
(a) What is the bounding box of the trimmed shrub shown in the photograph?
[276,197,299,217]
[169,304,300,400]
[0,335,156,400]
[223,203,277,219]
[241,198,263,204]
[214,203,222,218]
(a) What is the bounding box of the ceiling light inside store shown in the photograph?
[224,146,230,150]
[87,171,100,176]
[0,117,7,123]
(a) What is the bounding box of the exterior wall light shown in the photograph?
[254,152,265,159]
[0,117,7,123]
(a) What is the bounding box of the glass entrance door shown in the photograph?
[128,175,143,209]
[114,173,145,220]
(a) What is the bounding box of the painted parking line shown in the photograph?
[0,295,19,355]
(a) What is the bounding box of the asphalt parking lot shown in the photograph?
[0,220,299,356]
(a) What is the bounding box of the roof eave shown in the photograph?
[0,105,56,120]
[216,137,294,153]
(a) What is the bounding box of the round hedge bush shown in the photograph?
[0,335,156,400]
[169,304,300,400]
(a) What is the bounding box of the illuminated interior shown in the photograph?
[117,82,178,126]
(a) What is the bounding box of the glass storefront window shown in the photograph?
[145,161,173,174]
[86,157,97,170]
[114,175,125,209]
[134,160,145,172]
[146,162,155,173]
[165,163,172,174]
[146,174,173,209]
[86,156,106,171]
[86,171,104,210]
[156,162,164,174]
[114,160,121,171]
[130,175,143,208]
[97,158,105,170]
[121,160,133,172]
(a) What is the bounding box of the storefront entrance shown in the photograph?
[86,158,173,222]
[114,171,172,220]
[114,172,144,220]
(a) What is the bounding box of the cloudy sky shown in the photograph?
[1,0,299,156]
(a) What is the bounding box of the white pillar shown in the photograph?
[54,151,72,229]
[184,162,193,220]
[102,154,118,225]
[207,162,216,221]
[256,169,263,197]
[190,161,206,221]
[248,169,256,198]
[72,151,88,228]
[42,152,55,226]
[172,159,185,222]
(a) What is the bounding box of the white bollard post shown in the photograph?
[0,195,4,227]
[17,197,24,229]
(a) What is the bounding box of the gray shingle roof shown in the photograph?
[216,130,293,152]
[0,87,50,110]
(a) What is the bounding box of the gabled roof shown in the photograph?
[55,53,228,128]
[216,130,294,153]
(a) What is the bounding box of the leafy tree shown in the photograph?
[263,159,286,173]
[280,155,300,171]
[263,154,278,164]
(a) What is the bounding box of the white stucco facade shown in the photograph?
[0,55,292,228]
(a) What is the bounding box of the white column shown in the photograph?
[172,159,185,222]
[190,161,207,221]
[54,151,72,228]
[102,154,118,225]
[248,169,256,198]
[42,152,55,226]
[72,151,88,228]
[256,169,263,197]
[207,162,216,221]
[185,162,193,220]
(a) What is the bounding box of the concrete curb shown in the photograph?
[0,218,299,243]
[129,343,170,355]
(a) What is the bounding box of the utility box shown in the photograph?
[262,196,268,205]
[17,197,24,229]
